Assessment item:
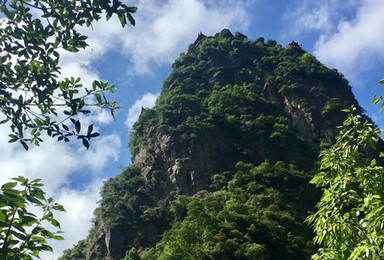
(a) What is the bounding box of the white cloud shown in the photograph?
[313,0,384,77]
[56,0,253,77]
[117,0,252,74]
[0,133,76,195]
[283,0,360,37]
[0,124,121,259]
[40,179,104,260]
[82,133,122,173]
[284,0,384,80]
[0,128,121,188]
[49,0,253,130]
[284,1,333,36]
[125,92,159,129]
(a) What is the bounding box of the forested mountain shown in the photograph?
[60,29,365,260]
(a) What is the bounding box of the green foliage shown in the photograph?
[65,30,366,260]
[59,166,148,260]
[0,0,137,149]
[96,166,147,229]
[0,176,65,259]
[59,239,88,260]
[371,78,384,110]
[307,107,384,259]
[131,29,358,167]
[141,162,316,260]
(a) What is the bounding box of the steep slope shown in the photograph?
[60,29,363,260]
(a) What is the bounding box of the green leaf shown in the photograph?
[52,204,66,212]
[12,176,27,183]
[371,159,377,167]
[126,13,135,26]
[52,235,64,240]
[372,95,381,105]
[1,182,18,190]
[0,210,6,222]
[87,124,94,135]
[118,12,126,27]
[82,138,90,149]
[49,218,61,229]
[75,120,81,133]
[127,7,138,13]
[62,124,69,131]
[89,132,100,138]
[8,134,19,143]
[20,140,29,150]
[94,93,102,104]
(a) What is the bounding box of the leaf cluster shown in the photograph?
[0,0,136,149]
[308,107,384,259]
[0,176,65,259]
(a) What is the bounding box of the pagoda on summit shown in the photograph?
[287,41,304,53]
[193,32,207,47]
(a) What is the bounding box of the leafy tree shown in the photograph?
[0,176,65,259]
[0,0,137,149]
[0,0,137,258]
[307,107,384,259]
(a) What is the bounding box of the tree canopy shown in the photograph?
[0,0,137,258]
[0,0,137,149]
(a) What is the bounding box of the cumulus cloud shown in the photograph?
[283,0,360,37]
[53,0,254,127]
[0,124,121,259]
[115,0,252,74]
[313,0,384,76]
[283,1,333,36]
[82,133,122,173]
[0,133,76,195]
[56,0,253,77]
[40,179,104,259]
[0,128,121,187]
[284,0,384,80]
[125,93,159,129]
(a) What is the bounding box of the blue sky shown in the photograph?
[2,0,384,258]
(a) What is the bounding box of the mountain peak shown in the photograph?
[60,30,363,260]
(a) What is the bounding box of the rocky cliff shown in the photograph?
[60,29,364,260]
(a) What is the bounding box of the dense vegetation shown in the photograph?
[60,30,365,260]
[135,162,317,260]
[130,30,356,160]
[308,107,384,259]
